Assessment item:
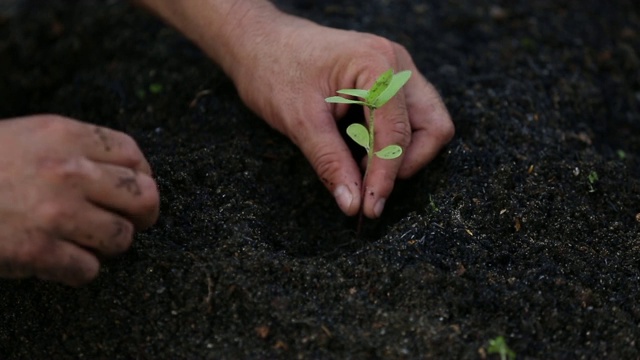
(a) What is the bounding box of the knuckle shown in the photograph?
[432,117,456,144]
[361,35,396,57]
[36,201,73,230]
[392,42,410,57]
[31,114,67,128]
[32,114,79,137]
[15,236,55,270]
[387,117,412,148]
[345,35,398,78]
[312,147,344,183]
[39,156,97,183]
[393,116,411,137]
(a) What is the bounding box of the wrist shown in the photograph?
[135,0,287,79]
[206,1,287,81]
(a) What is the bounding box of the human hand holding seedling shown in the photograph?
[220,14,454,219]
[137,0,454,218]
[326,69,411,227]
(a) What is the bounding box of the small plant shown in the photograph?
[429,194,439,213]
[487,336,516,360]
[325,69,411,161]
[617,149,626,160]
[149,83,163,94]
[587,170,599,193]
[325,69,411,231]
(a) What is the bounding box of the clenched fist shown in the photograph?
[0,115,159,286]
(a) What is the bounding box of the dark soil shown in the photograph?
[1,0,639,358]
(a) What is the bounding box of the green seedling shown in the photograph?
[325,69,410,161]
[429,194,439,213]
[587,170,599,193]
[325,69,411,232]
[487,336,516,360]
[149,83,163,94]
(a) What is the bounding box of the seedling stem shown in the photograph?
[325,69,411,234]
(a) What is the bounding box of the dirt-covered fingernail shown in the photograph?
[374,198,386,218]
[333,185,353,214]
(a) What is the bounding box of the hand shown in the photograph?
[135,0,454,218]
[0,115,159,286]
[227,16,454,218]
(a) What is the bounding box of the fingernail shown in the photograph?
[374,198,386,218]
[333,185,353,213]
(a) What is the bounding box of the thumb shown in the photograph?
[285,103,362,217]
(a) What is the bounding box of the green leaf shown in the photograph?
[346,123,370,151]
[366,69,394,105]
[149,83,163,94]
[336,89,369,99]
[487,336,516,360]
[372,70,412,108]
[325,96,368,106]
[375,144,403,159]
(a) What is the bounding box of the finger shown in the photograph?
[42,116,153,175]
[288,97,363,216]
[3,231,100,286]
[398,72,454,178]
[353,64,410,219]
[86,163,160,230]
[33,239,100,287]
[37,200,135,256]
[40,156,160,229]
[85,125,153,175]
[362,90,410,218]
